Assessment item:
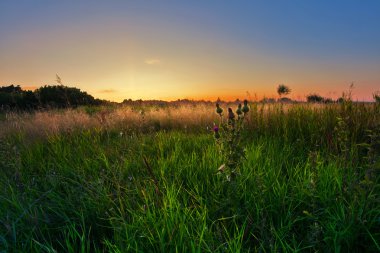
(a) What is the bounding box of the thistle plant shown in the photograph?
[213,100,250,180]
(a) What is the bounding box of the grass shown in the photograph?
[0,102,379,252]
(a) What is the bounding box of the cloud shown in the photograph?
[98,89,117,93]
[145,59,161,65]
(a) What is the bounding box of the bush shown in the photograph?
[307,94,324,103]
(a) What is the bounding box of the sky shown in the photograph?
[1,1,379,102]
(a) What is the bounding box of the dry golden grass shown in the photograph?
[0,104,222,139]
[0,102,353,140]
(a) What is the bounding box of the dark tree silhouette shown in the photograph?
[277,84,291,98]
[0,85,26,109]
[35,85,98,108]
[0,84,102,110]
[307,94,324,103]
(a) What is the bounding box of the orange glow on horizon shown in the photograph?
[21,85,39,91]
[92,88,378,103]
[15,79,375,102]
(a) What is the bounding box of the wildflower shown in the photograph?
[216,103,223,115]
[242,100,250,114]
[212,100,249,181]
[213,125,220,139]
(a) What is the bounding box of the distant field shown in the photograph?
[0,102,379,252]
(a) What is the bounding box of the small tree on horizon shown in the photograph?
[277,84,291,99]
[307,93,324,103]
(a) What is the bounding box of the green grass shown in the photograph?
[0,102,379,252]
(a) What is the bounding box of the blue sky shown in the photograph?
[1,1,379,101]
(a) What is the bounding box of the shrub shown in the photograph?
[307,94,324,103]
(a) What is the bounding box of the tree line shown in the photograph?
[275,84,374,103]
[1,83,377,111]
[0,84,103,110]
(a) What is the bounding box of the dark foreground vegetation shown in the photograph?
[0,96,379,252]
[0,84,105,110]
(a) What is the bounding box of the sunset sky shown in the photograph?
[1,1,379,102]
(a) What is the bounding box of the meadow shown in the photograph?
[0,101,379,252]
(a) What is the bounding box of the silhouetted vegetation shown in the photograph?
[374,92,380,103]
[35,85,101,108]
[0,84,103,110]
[306,94,336,104]
[0,85,38,110]
[278,97,292,103]
[277,84,291,98]
[306,93,324,103]
[260,97,276,103]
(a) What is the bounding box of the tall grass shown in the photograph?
[0,102,379,252]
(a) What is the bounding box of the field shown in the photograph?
[0,101,379,252]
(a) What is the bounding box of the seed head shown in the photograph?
[236,104,242,116]
[228,108,235,124]
[217,164,226,172]
[216,103,223,115]
[242,100,249,114]
[213,124,220,138]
